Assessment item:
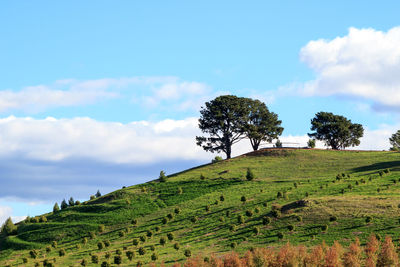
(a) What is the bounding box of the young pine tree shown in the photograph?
[1,217,17,235]
[61,199,68,209]
[53,203,60,213]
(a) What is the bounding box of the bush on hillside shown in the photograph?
[174,208,181,214]
[114,255,122,265]
[138,247,146,255]
[160,237,167,246]
[262,216,271,225]
[126,250,135,261]
[91,255,99,264]
[167,233,174,241]
[237,215,245,224]
[184,249,192,257]
[159,170,167,182]
[151,253,158,261]
[212,156,223,163]
[174,242,180,250]
[246,168,255,181]
[241,196,247,203]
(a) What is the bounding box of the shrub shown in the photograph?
[136,261,143,267]
[105,252,111,259]
[75,200,81,205]
[321,224,328,231]
[226,210,231,217]
[271,209,281,218]
[277,191,283,198]
[76,243,81,249]
[245,210,253,217]
[240,196,247,203]
[237,215,245,224]
[219,216,225,222]
[191,216,198,223]
[46,246,51,252]
[132,239,139,246]
[384,168,390,174]
[98,224,105,233]
[277,232,284,239]
[92,255,99,263]
[131,219,138,225]
[348,184,353,190]
[174,208,181,214]
[159,170,167,182]
[167,213,174,220]
[167,233,174,241]
[205,205,210,212]
[118,230,125,237]
[174,242,180,250]
[254,207,260,213]
[155,226,161,232]
[296,215,302,222]
[80,259,88,266]
[22,258,28,263]
[220,195,225,201]
[82,237,88,245]
[253,227,260,235]
[160,237,167,246]
[126,250,135,261]
[51,241,57,248]
[246,168,255,181]
[329,215,338,222]
[366,216,372,223]
[287,224,295,231]
[89,231,96,239]
[212,156,223,163]
[229,224,237,232]
[184,249,192,257]
[263,202,268,207]
[116,249,122,255]
[146,230,153,237]
[214,200,219,205]
[200,174,205,180]
[262,216,271,225]
[58,248,66,257]
[104,240,111,247]
[293,182,298,188]
[140,235,146,242]
[138,247,146,255]
[151,253,158,261]
[162,217,168,224]
[150,245,155,251]
[377,236,398,266]
[90,195,96,200]
[230,242,237,248]
[305,192,310,197]
[308,139,316,148]
[29,249,38,259]
[101,262,110,267]
[275,139,282,148]
[97,242,104,250]
[177,187,183,194]
[114,255,122,265]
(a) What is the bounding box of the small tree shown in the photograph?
[95,190,102,198]
[307,139,316,148]
[159,171,167,183]
[114,255,122,265]
[240,196,247,203]
[138,247,146,255]
[167,233,174,241]
[184,249,192,258]
[53,203,60,213]
[68,197,75,206]
[160,237,167,246]
[275,139,282,148]
[151,253,158,261]
[389,130,400,151]
[61,199,68,209]
[1,217,17,235]
[126,250,135,261]
[246,168,255,181]
[174,243,180,250]
[91,255,99,264]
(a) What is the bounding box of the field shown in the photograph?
[1,148,400,266]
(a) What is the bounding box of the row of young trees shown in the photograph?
[196,95,365,159]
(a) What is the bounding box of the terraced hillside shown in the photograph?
[1,149,400,266]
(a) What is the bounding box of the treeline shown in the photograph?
[196,95,366,159]
[179,234,397,267]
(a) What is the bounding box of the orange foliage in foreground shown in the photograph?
[174,235,400,267]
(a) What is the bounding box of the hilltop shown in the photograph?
[1,148,400,266]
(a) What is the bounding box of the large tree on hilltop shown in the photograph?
[196,95,248,159]
[243,99,283,151]
[308,112,364,150]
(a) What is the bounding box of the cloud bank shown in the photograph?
[300,26,400,111]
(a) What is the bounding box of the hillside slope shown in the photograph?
[1,149,400,266]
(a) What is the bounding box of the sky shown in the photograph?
[1,1,400,225]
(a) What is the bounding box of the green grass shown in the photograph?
[1,148,400,266]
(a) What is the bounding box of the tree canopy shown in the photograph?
[1,217,17,236]
[196,95,249,159]
[389,130,400,151]
[308,112,364,149]
[243,99,283,151]
[196,95,283,158]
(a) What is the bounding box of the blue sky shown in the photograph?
[1,1,400,223]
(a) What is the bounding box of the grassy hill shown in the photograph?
[1,148,400,266]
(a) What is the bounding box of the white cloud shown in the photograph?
[0,205,26,226]
[299,26,400,111]
[0,76,213,113]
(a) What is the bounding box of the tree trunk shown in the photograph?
[225,144,231,159]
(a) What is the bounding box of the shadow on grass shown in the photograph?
[351,161,400,174]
